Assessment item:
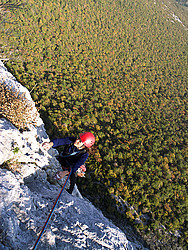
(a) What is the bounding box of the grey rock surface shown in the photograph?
[0,168,133,249]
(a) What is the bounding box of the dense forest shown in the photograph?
[1,0,187,247]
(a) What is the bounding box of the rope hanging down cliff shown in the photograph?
[32,169,72,250]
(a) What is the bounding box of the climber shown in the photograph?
[42,132,95,194]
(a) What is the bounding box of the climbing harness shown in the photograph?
[32,168,72,250]
[59,146,86,158]
[60,150,80,157]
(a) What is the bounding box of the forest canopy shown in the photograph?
[1,0,187,247]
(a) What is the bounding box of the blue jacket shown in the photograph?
[52,137,89,173]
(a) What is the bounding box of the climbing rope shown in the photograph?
[32,168,72,250]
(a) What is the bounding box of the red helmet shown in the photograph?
[80,132,95,148]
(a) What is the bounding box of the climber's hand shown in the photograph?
[42,142,53,150]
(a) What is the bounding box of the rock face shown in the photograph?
[0,117,136,250]
[0,166,133,249]
[0,61,147,249]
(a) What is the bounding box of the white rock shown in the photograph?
[0,169,135,249]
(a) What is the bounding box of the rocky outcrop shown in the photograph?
[0,162,133,249]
